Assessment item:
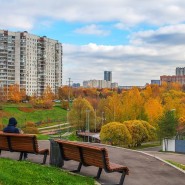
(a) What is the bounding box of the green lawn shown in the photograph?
[1,106,67,126]
[0,158,94,185]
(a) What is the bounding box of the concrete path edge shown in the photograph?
[94,143,185,175]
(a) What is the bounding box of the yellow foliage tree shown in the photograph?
[100,122,131,146]
[104,93,123,123]
[121,87,145,120]
[68,97,95,131]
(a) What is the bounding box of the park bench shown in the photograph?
[0,132,49,164]
[56,140,129,185]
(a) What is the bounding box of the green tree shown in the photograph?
[157,110,178,140]
[100,122,131,146]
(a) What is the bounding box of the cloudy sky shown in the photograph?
[1,0,185,86]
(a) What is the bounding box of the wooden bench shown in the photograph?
[0,132,49,164]
[56,140,129,185]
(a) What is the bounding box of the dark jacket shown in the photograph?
[3,117,20,133]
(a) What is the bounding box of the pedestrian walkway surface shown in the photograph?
[1,140,185,185]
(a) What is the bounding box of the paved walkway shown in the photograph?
[1,141,185,185]
[140,146,185,165]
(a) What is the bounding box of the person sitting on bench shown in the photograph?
[3,117,28,159]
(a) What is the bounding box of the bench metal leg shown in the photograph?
[119,171,126,185]
[42,151,48,164]
[77,162,82,172]
[71,162,83,173]
[96,168,102,179]
[19,152,24,161]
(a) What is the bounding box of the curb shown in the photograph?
[91,142,185,175]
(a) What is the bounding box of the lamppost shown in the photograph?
[101,111,104,127]
[94,109,96,133]
[86,109,90,142]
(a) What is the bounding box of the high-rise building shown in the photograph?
[176,67,185,76]
[104,71,112,82]
[0,30,62,96]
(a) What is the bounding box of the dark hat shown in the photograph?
[8,117,18,126]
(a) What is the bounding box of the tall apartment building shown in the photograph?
[104,71,112,82]
[176,67,185,76]
[0,30,62,96]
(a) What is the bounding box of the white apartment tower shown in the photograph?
[0,30,62,96]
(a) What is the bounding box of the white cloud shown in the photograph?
[1,0,185,29]
[130,24,185,46]
[75,24,109,36]
[63,41,185,86]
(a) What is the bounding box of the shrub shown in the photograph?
[25,122,36,127]
[61,101,69,110]
[124,120,149,147]
[22,127,39,134]
[0,123,3,131]
[18,107,35,113]
[22,121,39,134]
[140,120,157,141]
[100,122,131,146]
[30,98,54,109]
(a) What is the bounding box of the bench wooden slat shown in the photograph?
[56,140,129,185]
[0,132,49,164]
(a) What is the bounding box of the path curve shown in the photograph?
[1,140,185,185]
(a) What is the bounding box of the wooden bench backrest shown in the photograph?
[62,143,80,162]
[56,140,110,169]
[0,134,9,150]
[0,133,39,153]
[81,145,109,169]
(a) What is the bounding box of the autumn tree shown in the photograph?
[176,117,185,136]
[121,87,146,121]
[103,93,124,123]
[58,86,71,100]
[100,122,131,146]
[42,85,55,100]
[144,98,163,126]
[68,97,95,131]
[8,84,22,103]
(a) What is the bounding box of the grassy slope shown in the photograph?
[0,158,94,185]
[1,106,67,126]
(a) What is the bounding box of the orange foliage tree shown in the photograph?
[8,84,24,103]
[144,98,163,126]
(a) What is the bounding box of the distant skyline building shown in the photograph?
[72,83,80,88]
[0,30,62,96]
[160,75,185,85]
[83,79,111,88]
[104,71,112,82]
[151,80,160,85]
[176,67,185,76]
